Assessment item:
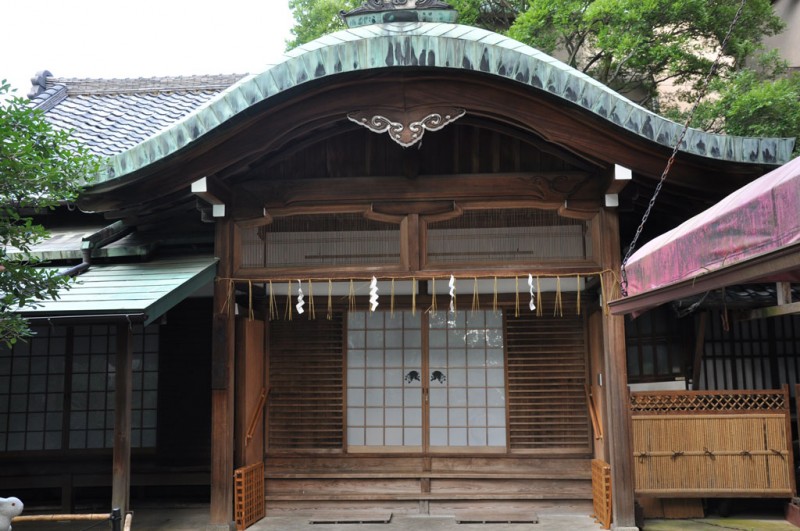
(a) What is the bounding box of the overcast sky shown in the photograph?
[2,0,295,97]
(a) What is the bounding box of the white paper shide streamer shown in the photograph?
[528,274,536,311]
[369,276,379,312]
[449,275,456,313]
[296,279,305,315]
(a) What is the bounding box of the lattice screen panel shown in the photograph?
[268,314,344,449]
[505,304,590,451]
[591,459,612,530]
[631,389,787,413]
[426,209,590,265]
[240,213,401,269]
[234,461,265,530]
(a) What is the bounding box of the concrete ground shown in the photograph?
[644,516,799,530]
[13,507,601,530]
[12,505,800,530]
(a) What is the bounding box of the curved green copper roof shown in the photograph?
[98,21,795,185]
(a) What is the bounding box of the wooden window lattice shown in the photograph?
[591,459,612,530]
[268,314,344,449]
[234,461,265,530]
[425,208,591,265]
[240,213,401,269]
[505,304,591,451]
[631,389,786,414]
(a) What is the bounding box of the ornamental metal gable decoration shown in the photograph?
[348,106,466,148]
[342,0,457,27]
[348,0,453,11]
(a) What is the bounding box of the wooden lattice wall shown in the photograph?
[234,462,265,530]
[591,459,612,529]
[631,387,795,498]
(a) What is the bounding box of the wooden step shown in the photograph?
[265,470,590,480]
[267,478,591,497]
[266,492,592,501]
[264,499,594,517]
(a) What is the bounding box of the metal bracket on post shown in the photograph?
[111,508,122,531]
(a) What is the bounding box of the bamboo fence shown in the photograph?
[630,386,795,498]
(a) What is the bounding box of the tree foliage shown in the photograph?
[508,0,784,106]
[667,53,800,150]
[287,0,799,148]
[0,81,101,347]
[287,0,361,50]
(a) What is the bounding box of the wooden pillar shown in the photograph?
[209,220,236,529]
[234,318,266,468]
[595,209,637,530]
[112,323,133,516]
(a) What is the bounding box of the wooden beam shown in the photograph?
[112,324,133,516]
[692,312,708,390]
[192,176,231,218]
[606,164,632,195]
[740,301,800,321]
[594,208,637,529]
[241,172,592,209]
[237,198,585,226]
[777,282,793,305]
[210,220,235,529]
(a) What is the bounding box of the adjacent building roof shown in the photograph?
[19,256,217,325]
[611,156,800,314]
[5,225,157,261]
[29,74,246,157]
[30,22,795,187]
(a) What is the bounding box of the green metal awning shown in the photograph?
[19,256,217,325]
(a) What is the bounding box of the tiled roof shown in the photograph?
[29,74,246,157]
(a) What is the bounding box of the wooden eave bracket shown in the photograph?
[604,164,632,209]
[740,282,799,321]
[191,176,231,218]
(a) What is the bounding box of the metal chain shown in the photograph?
[619,0,748,297]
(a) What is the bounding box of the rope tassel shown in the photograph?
[554,276,563,317]
[308,279,315,319]
[348,279,356,312]
[285,281,293,321]
[327,279,333,320]
[268,281,278,321]
[471,277,480,314]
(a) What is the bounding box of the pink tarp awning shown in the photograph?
[612,156,800,312]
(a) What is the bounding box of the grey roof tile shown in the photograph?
[35,74,246,158]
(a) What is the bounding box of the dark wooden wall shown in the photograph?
[157,297,213,466]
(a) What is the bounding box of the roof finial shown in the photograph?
[28,70,52,99]
[341,0,457,28]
